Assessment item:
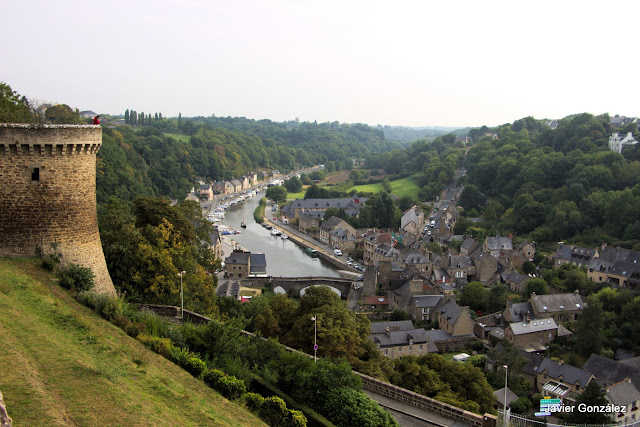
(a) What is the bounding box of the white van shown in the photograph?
[333,249,342,256]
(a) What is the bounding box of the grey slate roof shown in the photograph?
[320,216,344,231]
[249,254,267,274]
[607,379,640,407]
[461,237,479,254]
[371,328,437,350]
[494,387,518,408]
[509,318,557,335]
[506,302,535,323]
[226,252,249,265]
[370,320,414,334]
[413,295,443,308]
[584,354,640,386]
[404,252,429,264]
[537,358,594,388]
[505,271,528,284]
[530,292,584,314]
[439,300,464,325]
[425,329,454,342]
[486,236,513,251]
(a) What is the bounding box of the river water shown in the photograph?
[216,193,340,278]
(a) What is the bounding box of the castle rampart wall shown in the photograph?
[0,124,115,295]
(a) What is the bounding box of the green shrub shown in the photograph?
[125,321,146,338]
[217,375,246,400]
[184,357,207,378]
[283,410,307,427]
[58,264,95,291]
[259,396,288,426]
[203,369,246,400]
[169,347,193,367]
[136,334,172,358]
[203,369,225,388]
[41,254,61,271]
[76,291,132,322]
[244,392,265,411]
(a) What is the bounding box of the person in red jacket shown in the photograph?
[93,115,100,125]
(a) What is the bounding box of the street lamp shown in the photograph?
[311,316,317,362]
[503,364,508,426]
[177,271,186,320]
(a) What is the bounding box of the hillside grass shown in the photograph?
[0,258,264,427]
[351,177,420,198]
[163,132,191,143]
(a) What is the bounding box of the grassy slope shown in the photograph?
[351,177,420,198]
[0,258,264,427]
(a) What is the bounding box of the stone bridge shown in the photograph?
[240,276,355,299]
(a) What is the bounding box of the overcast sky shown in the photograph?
[2,0,638,127]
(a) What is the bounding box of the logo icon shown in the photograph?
[535,398,561,416]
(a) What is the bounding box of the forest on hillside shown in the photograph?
[96,115,400,202]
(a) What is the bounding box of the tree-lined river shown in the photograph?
[216,193,340,277]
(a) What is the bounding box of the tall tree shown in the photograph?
[574,296,605,357]
[0,82,33,123]
[124,109,130,124]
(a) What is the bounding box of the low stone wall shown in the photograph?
[358,373,486,427]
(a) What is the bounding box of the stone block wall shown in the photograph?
[0,124,115,295]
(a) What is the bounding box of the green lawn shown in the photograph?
[163,133,191,143]
[351,177,420,198]
[0,258,263,427]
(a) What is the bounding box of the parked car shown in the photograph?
[333,249,342,256]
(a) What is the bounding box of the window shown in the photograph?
[419,345,423,351]
[409,346,413,353]
[31,167,40,181]
[398,347,402,353]
[384,349,388,356]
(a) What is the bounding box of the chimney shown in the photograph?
[385,327,391,337]
[509,234,513,241]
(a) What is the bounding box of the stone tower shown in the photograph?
[0,124,116,295]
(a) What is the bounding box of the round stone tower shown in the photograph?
[0,124,116,295]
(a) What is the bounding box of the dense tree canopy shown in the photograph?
[0,82,33,123]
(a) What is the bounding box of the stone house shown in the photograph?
[363,231,393,265]
[230,179,242,193]
[361,295,389,311]
[298,212,321,237]
[551,244,599,269]
[401,252,432,275]
[207,230,223,261]
[460,237,480,256]
[283,197,366,220]
[369,320,438,359]
[529,291,584,323]
[319,216,357,251]
[471,251,500,285]
[587,245,640,289]
[198,184,214,200]
[410,295,443,322]
[443,255,475,286]
[224,251,267,278]
[535,358,595,405]
[400,205,424,237]
[504,270,529,294]
[225,251,250,278]
[606,379,640,424]
[437,299,475,336]
[505,318,558,351]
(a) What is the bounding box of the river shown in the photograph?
[214,192,340,278]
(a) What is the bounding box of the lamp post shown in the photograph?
[503,364,508,426]
[177,271,186,320]
[311,316,317,362]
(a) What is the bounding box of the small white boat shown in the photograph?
[271,228,281,236]
[281,234,288,239]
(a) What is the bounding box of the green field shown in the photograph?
[163,133,191,143]
[0,258,263,427]
[351,177,420,198]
